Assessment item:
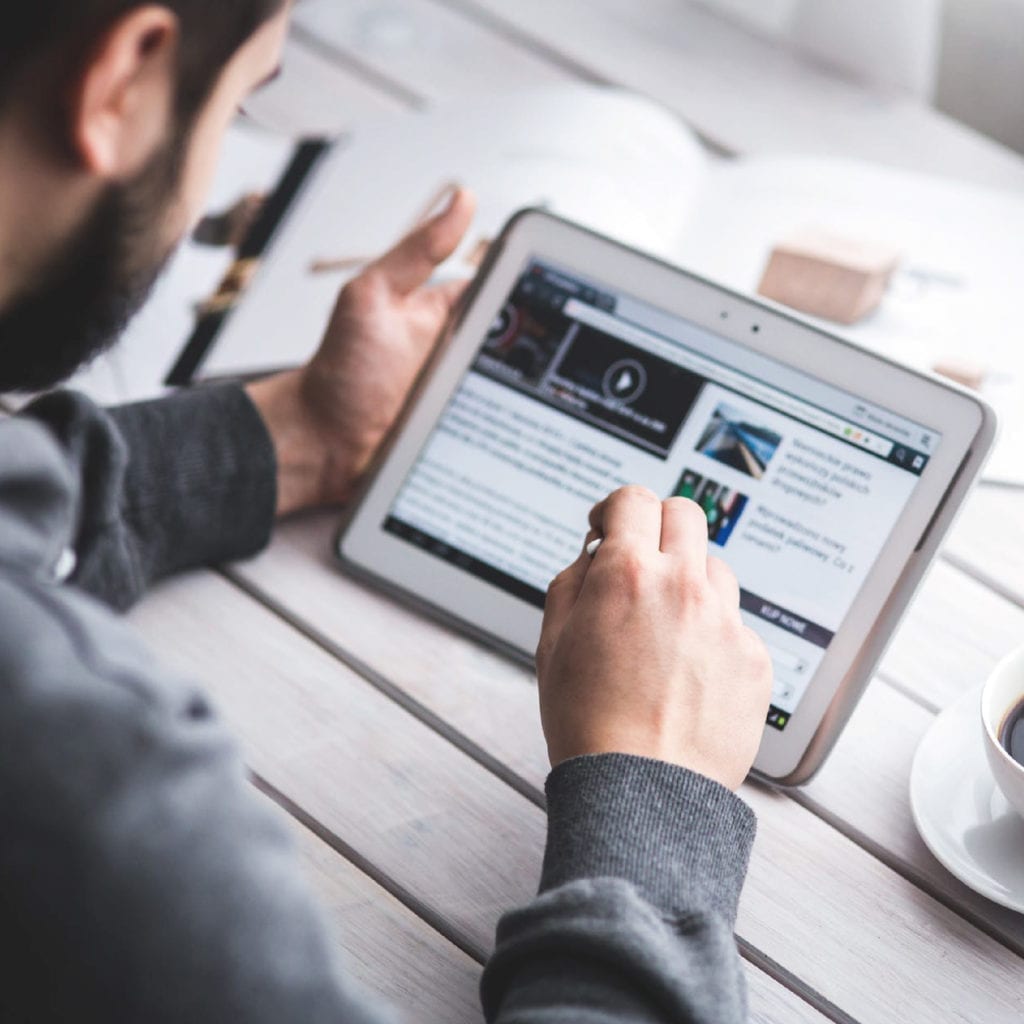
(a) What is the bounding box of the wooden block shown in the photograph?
[933,359,988,391]
[758,229,901,325]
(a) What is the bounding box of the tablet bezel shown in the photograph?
[337,209,995,785]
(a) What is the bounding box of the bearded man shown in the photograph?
[0,3,772,1021]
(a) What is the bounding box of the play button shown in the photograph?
[602,359,648,404]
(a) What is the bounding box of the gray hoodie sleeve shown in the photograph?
[23,385,276,610]
[483,755,755,1024]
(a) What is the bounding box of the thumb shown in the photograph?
[369,187,477,296]
[425,277,471,321]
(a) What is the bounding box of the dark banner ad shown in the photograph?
[475,276,703,458]
[739,590,836,649]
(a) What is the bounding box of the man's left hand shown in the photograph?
[247,187,477,516]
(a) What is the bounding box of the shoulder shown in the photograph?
[0,572,174,704]
[0,572,233,815]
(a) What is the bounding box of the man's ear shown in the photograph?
[69,6,180,179]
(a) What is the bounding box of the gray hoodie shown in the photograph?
[0,385,755,1022]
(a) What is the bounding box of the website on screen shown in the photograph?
[385,260,940,729]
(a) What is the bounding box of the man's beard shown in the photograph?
[0,141,182,394]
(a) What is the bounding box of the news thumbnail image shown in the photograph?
[696,403,782,480]
[675,469,748,547]
[481,292,571,387]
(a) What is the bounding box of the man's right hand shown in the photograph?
[536,486,773,792]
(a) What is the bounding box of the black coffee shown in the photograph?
[1000,696,1024,767]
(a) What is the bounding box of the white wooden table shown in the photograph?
[128,3,1024,1021]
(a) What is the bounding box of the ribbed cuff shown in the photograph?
[541,754,756,925]
[110,383,277,582]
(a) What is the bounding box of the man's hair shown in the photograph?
[0,1,287,124]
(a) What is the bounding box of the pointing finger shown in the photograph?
[660,496,710,568]
[589,486,663,553]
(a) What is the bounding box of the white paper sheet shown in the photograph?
[198,99,1024,486]
[202,86,708,379]
[676,156,1024,484]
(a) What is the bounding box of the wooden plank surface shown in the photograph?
[128,556,1024,1022]
[744,974,831,1024]
[294,809,826,1024]
[131,571,833,1024]
[132,573,548,952]
[801,681,1024,953]
[288,815,483,1023]
[737,784,1023,1024]
[236,513,1024,954]
[295,788,832,1024]
[945,487,1024,608]
[230,515,548,780]
[877,559,1024,712]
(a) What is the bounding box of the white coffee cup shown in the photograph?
[981,644,1024,820]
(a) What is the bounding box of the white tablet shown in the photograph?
[337,210,995,785]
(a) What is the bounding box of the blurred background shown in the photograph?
[51,0,1024,467]
[697,0,1024,153]
[237,0,1024,183]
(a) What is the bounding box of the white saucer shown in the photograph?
[910,686,1024,913]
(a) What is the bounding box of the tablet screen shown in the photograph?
[383,258,941,730]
